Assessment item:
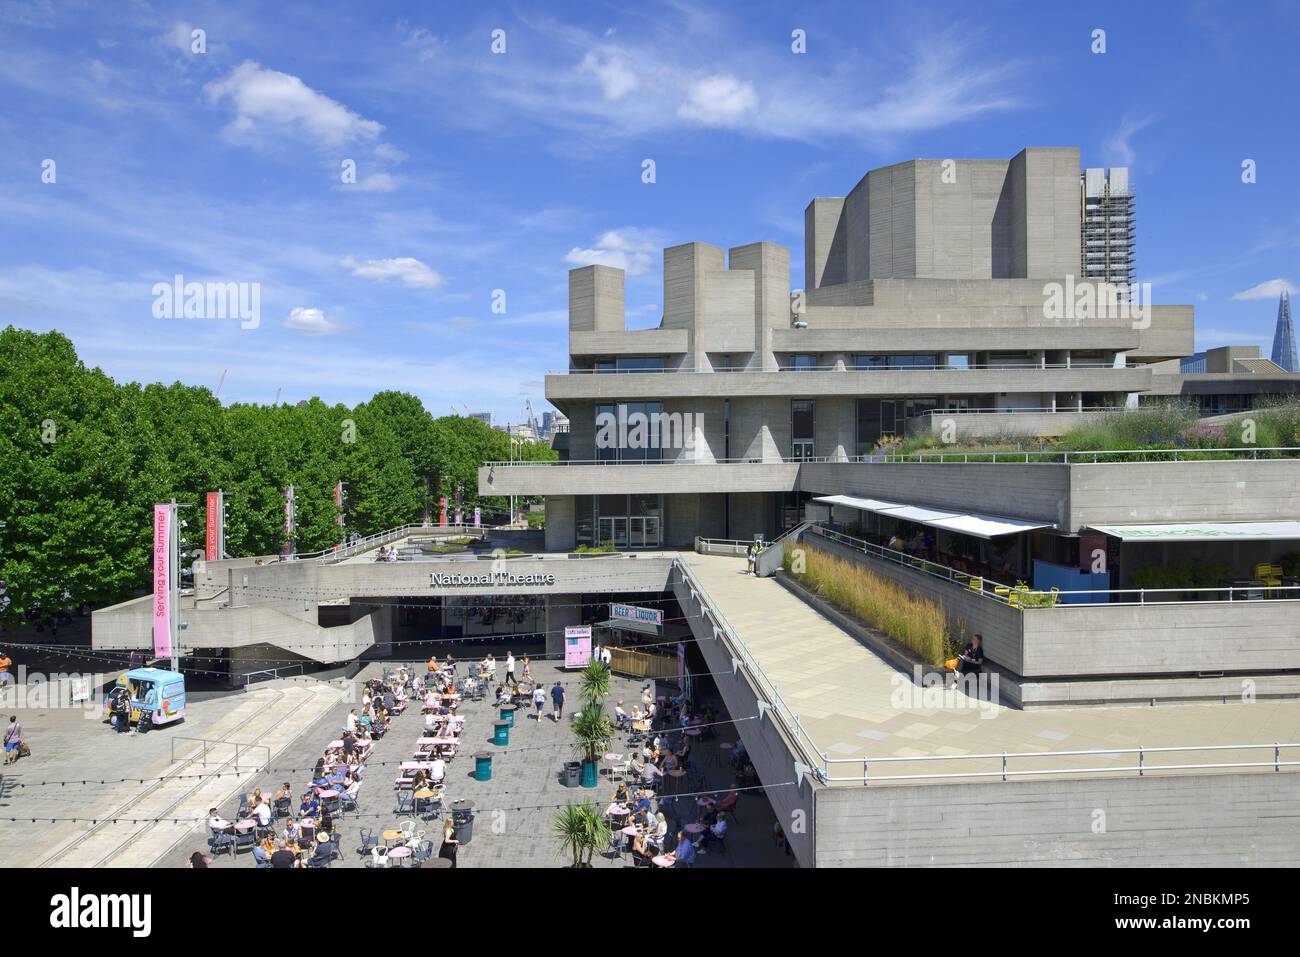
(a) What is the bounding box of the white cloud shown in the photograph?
[340,255,442,289]
[205,61,384,147]
[1232,278,1297,301]
[678,74,758,127]
[563,229,660,275]
[385,19,1020,147]
[356,173,397,193]
[1103,114,1156,168]
[284,306,348,335]
[579,52,637,100]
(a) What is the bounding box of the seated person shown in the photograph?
[299,791,319,819]
[949,634,986,690]
[665,830,696,867]
[429,757,447,783]
[208,808,235,835]
[613,701,629,725]
[703,811,729,845]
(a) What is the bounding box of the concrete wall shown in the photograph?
[1069,459,1300,526]
[814,771,1300,866]
[569,264,625,333]
[1021,599,1300,677]
[798,461,1070,527]
[544,495,576,551]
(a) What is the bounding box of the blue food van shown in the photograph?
[103,667,187,727]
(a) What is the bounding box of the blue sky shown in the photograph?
[1,0,1298,421]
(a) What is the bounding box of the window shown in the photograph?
[789,354,818,372]
[945,353,971,370]
[594,401,665,463]
[594,357,665,373]
[791,400,815,461]
[854,354,939,370]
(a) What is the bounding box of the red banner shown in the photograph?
[152,504,173,659]
[205,492,219,561]
[439,496,447,527]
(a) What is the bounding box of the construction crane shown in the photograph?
[524,399,540,439]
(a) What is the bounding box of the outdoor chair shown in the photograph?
[339,791,359,816]
[411,840,435,866]
[395,791,417,815]
[366,846,390,869]
[208,829,235,857]
[233,830,256,854]
[358,827,378,856]
[273,797,291,819]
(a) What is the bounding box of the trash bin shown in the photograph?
[474,751,493,782]
[493,720,510,746]
[451,800,475,845]
[563,760,581,788]
[500,704,516,728]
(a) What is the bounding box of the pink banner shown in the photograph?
[205,492,218,561]
[564,626,592,668]
[152,504,173,659]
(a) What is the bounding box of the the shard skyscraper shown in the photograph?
[1272,290,1297,372]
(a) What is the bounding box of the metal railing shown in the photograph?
[483,447,1300,466]
[171,735,271,772]
[557,362,1148,374]
[877,446,1300,464]
[822,742,1300,784]
[238,664,305,688]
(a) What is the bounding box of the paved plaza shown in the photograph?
[153,659,793,868]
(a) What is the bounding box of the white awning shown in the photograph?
[813,495,1051,539]
[811,494,903,512]
[1088,522,1300,543]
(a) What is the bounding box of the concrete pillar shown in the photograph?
[569,265,625,333]
[544,594,582,660]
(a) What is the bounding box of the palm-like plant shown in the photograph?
[551,801,611,867]
[578,659,610,707]
[571,702,615,767]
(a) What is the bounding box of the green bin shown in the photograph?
[474,751,493,781]
[493,719,510,746]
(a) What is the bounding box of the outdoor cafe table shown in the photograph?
[382,828,404,846]
[387,845,412,866]
[652,855,673,868]
[684,823,705,836]
[235,819,257,832]
[606,803,630,818]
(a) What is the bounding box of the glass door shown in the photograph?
[629,517,646,547]
[611,517,629,548]
[597,517,614,547]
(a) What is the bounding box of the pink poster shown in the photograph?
[564,626,592,668]
[152,504,173,659]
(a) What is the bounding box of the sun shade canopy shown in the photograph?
[813,494,1052,539]
[1087,522,1300,543]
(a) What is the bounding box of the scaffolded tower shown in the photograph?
[1272,290,1297,372]
[1080,167,1135,297]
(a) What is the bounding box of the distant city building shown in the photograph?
[508,422,538,442]
[540,411,569,438]
[1080,167,1135,294]
[1272,290,1297,373]
[469,411,492,426]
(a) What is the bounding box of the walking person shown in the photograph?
[505,651,516,685]
[550,679,566,722]
[745,542,757,575]
[533,682,546,722]
[3,714,20,764]
[0,649,13,688]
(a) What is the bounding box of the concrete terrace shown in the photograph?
[681,552,1300,785]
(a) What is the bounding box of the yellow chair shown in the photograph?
[994,586,1021,607]
[1255,563,1283,595]
[966,576,984,594]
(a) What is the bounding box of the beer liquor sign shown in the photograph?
[611,603,663,626]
